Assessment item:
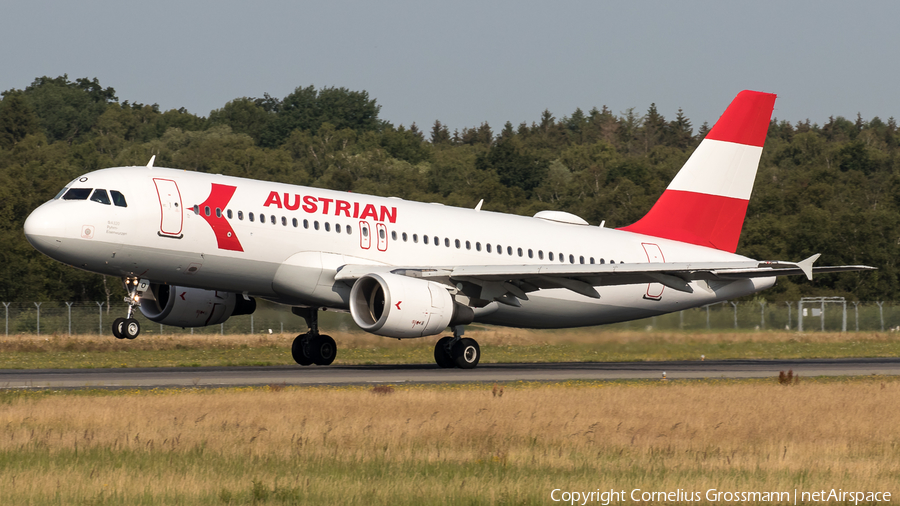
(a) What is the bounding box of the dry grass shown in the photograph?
[0,379,898,504]
[1,328,895,352]
[3,329,900,370]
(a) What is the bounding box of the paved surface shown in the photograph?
[1,358,899,389]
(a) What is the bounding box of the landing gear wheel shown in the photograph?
[434,336,456,368]
[291,334,314,366]
[112,318,126,340]
[123,318,140,340]
[452,338,480,369]
[309,335,336,366]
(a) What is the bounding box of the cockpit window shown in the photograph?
[90,189,111,205]
[62,188,92,200]
[54,187,69,200]
[110,190,127,207]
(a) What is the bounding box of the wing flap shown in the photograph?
[333,257,875,305]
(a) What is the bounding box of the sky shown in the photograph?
[2,0,898,134]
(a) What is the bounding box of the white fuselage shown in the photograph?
[24,166,773,329]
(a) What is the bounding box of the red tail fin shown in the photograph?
[618,90,776,252]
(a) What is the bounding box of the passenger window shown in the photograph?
[590,257,595,264]
[413,234,418,243]
[336,223,342,233]
[517,247,523,257]
[528,249,533,259]
[497,245,503,255]
[402,232,408,242]
[282,216,287,226]
[292,218,298,227]
[507,246,513,256]
[325,222,331,232]
[194,205,200,214]
[424,235,429,245]
[226,209,233,219]
[347,226,352,235]
[361,225,367,236]
[314,221,320,230]
[486,244,492,253]
[238,211,244,220]
[476,242,481,251]
[549,252,554,261]
[204,206,211,216]
[90,189,111,205]
[466,241,471,250]
[303,219,309,229]
[455,239,461,249]
[110,190,127,207]
[538,250,544,260]
[600,259,605,264]
[249,212,255,222]
[63,188,92,200]
[569,254,575,264]
[270,215,276,225]
[559,253,564,263]
[391,231,397,240]
[260,213,265,223]
[579,256,585,264]
[445,238,450,247]
[379,228,385,239]
[216,208,222,218]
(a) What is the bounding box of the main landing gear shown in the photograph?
[434,326,480,369]
[290,307,336,366]
[112,277,142,340]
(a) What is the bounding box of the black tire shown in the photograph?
[452,338,480,369]
[123,318,140,340]
[309,335,337,366]
[112,318,126,339]
[433,336,456,368]
[291,335,314,366]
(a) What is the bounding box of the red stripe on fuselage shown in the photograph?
[704,90,776,147]
[618,190,749,253]
[198,184,244,252]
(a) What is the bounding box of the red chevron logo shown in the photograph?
[197,184,244,252]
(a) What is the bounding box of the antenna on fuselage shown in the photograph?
[474,199,484,212]
[147,155,156,168]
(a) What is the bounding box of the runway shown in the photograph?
[2,358,899,389]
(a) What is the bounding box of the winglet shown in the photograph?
[797,253,821,281]
[147,155,156,168]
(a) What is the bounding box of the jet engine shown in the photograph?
[139,284,256,327]
[349,272,473,338]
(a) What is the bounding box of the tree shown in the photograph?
[430,120,450,145]
[22,75,117,143]
[209,98,272,143]
[0,91,40,149]
[260,85,381,147]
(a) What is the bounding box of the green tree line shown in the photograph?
[0,76,891,303]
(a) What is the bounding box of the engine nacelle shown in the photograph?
[349,273,473,338]
[139,285,256,327]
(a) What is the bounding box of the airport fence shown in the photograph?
[0,298,897,336]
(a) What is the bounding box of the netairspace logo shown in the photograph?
[549,488,892,505]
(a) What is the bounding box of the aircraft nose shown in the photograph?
[24,202,65,253]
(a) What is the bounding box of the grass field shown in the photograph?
[1,328,899,369]
[0,378,897,504]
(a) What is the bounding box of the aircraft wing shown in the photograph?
[334,254,875,305]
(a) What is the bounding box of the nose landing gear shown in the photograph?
[112,277,143,340]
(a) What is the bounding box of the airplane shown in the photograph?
[23,90,873,369]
